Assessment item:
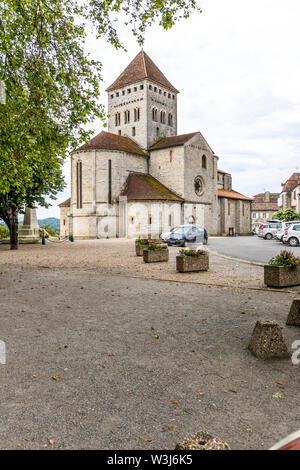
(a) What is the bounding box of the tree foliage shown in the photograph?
[272,208,300,221]
[0,0,200,248]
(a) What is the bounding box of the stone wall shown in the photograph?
[219,198,251,235]
[107,79,178,150]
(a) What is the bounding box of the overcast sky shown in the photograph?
[38,0,300,219]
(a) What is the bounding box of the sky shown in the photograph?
[38,0,300,219]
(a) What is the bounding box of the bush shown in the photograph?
[0,225,9,239]
[272,209,300,221]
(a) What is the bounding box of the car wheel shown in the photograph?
[265,233,273,240]
[288,237,298,247]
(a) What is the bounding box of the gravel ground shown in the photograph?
[0,239,299,450]
[0,238,289,291]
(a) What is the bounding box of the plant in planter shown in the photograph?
[135,238,161,256]
[264,250,300,287]
[176,249,209,272]
[135,238,149,256]
[143,241,169,263]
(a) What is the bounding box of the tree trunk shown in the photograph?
[8,208,19,250]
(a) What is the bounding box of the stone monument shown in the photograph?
[19,207,40,244]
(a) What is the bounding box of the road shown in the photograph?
[208,235,300,264]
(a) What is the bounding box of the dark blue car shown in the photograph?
[167,225,208,247]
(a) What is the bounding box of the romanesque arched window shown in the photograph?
[115,112,120,126]
[134,107,140,122]
[202,154,207,169]
[76,160,82,209]
[160,110,166,124]
[124,110,130,124]
[152,108,158,121]
[168,113,173,126]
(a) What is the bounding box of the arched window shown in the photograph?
[124,110,130,124]
[168,113,173,126]
[160,110,166,124]
[152,108,158,121]
[134,107,140,122]
[202,154,207,169]
[76,161,82,209]
[115,112,120,126]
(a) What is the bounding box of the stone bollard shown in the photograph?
[248,320,290,359]
[175,431,230,451]
[286,299,300,327]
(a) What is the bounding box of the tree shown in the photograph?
[0,0,200,249]
[272,208,300,221]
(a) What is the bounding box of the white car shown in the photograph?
[276,221,300,242]
[160,226,180,242]
[282,223,300,246]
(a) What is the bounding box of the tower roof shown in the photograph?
[106,50,179,93]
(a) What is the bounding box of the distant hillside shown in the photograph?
[38,217,60,230]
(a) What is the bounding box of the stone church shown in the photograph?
[59,51,252,239]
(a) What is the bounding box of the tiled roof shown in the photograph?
[217,169,230,175]
[58,197,71,208]
[218,189,253,201]
[149,132,199,151]
[252,202,279,211]
[77,131,147,157]
[106,50,179,93]
[120,172,184,202]
[282,173,300,192]
[252,193,279,211]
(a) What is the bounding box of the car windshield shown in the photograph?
[172,227,190,234]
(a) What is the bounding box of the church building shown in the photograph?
[59,51,252,239]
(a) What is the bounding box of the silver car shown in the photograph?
[282,223,300,246]
[258,223,282,240]
[276,221,300,242]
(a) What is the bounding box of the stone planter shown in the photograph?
[135,239,161,256]
[176,255,209,272]
[135,243,146,256]
[143,248,169,263]
[264,265,300,288]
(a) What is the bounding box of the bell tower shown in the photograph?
[106,51,179,149]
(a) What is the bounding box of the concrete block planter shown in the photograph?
[135,239,160,256]
[143,247,169,263]
[135,243,146,256]
[176,254,209,272]
[264,265,300,288]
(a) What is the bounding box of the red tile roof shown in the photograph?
[58,197,71,208]
[149,132,199,151]
[106,50,179,93]
[120,172,184,202]
[218,189,253,201]
[282,173,300,192]
[252,192,279,211]
[78,131,147,157]
[252,202,279,211]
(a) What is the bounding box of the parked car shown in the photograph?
[167,225,206,247]
[276,221,300,242]
[282,223,300,246]
[258,223,282,240]
[252,224,262,235]
[160,226,179,242]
